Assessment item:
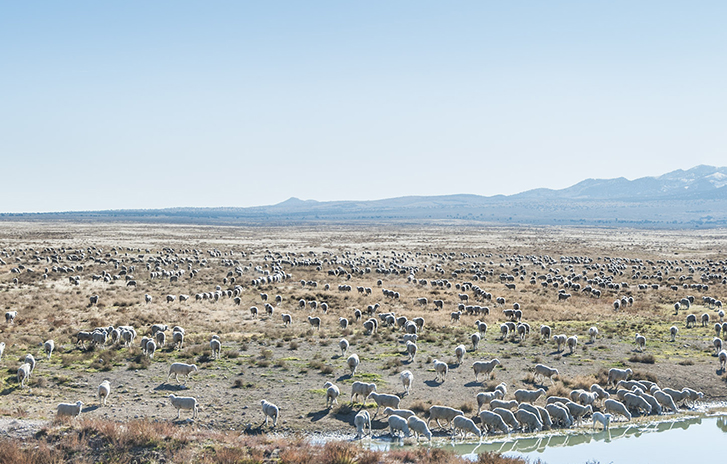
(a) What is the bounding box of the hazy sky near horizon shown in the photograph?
[2,2,726,213]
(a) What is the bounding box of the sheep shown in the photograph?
[682,388,703,407]
[402,333,418,343]
[363,319,376,335]
[566,335,578,354]
[388,414,410,438]
[592,412,611,431]
[167,363,198,385]
[368,392,400,417]
[17,363,31,388]
[533,364,558,385]
[546,396,570,405]
[670,326,679,341]
[686,314,697,328]
[545,403,573,428]
[540,325,552,341]
[145,339,157,358]
[454,344,467,365]
[472,359,500,382]
[56,401,83,418]
[475,320,488,335]
[97,380,111,406]
[400,370,413,395]
[590,384,611,401]
[653,389,679,412]
[43,339,54,360]
[554,334,567,352]
[490,399,518,411]
[636,391,662,415]
[350,381,376,405]
[308,316,321,330]
[479,410,510,433]
[339,338,349,357]
[347,354,360,376]
[635,333,646,351]
[607,368,633,387]
[155,331,166,348]
[476,391,504,413]
[515,409,543,432]
[145,294,153,304]
[588,326,598,343]
[407,415,432,441]
[564,402,592,425]
[499,324,510,340]
[432,359,448,382]
[701,313,711,327]
[354,410,371,438]
[719,349,727,371]
[406,340,417,361]
[623,393,651,416]
[24,354,35,376]
[577,391,600,407]
[339,317,349,330]
[172,331,184,350]
[5,311,17,324]
[714,337,723,354]
[662,387,689,406]
[471,332,481,351]
[452,415,482,439]
[492,407,519,430]
[383,407,416,419]
[450,311,462,323]
[323,381,340,408]
[0,342,4,361]
[210,338,221,359]
[261,399,279,427]
[495,382,507,398]
[514,388,546,404]
[427,405,464,430]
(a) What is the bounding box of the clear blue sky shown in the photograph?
[1,2,726,213]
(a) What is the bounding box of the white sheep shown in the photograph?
[5,311,17,324]
[43,340,55,360]
[476,391,504,413]
[452,415,482,439]
[322,381,340,408]
[427,405,464,430]
[490,399,518,411]
[388,414,410,438]
[17,363,31,388]
[635,333,646,352]
[368,392,400,417]
[432,359,448,382]
[607,368,633,387]
[24,354,36,376]
[146,340,157,359]
[682,388,703,407]
[350,381,377,405]
[339,317,349,329]
[383,407,416,419]
[545,403,573,428]
[354,410,371,438]
[479,410,510,433]
[540,325,552,341]
[588,326,598,343]
[592,412,611,431]
[155,331,166,348]
[471,332,481,351]
[534,364,559,385]
[564,401,593,425]
[514,388,546,404]
[567,335,578,354]
[714,337,723,355]
[167,363,198,385]
[347,354,360,376]
[590,384,610,401]
[168,394,199,420]
[402,333,418,343]
[97,380,111,406]
[0,342,4,361]
[339,338,349,357]
[172,331,184,350]
[454,344,467,365]
[406,341,417,362]
[472,359,500,382]
[56,401,83,418]
[261,399,279,427]
[492,407,519,430]
[407,415,432,441]
[400,370,413,395]
[670,326,678,341]
[282,313,292,326]
[578,391,599,407]
[495,382,507,397]
[623,393,651,415]
[515,409,543,432]
[308,316,321,330]
[604,399,632,421]
[719,349,727,371]
[653,389,679,412]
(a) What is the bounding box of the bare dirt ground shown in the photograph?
[0,221,725,439]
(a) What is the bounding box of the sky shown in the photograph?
[1,1,726,213]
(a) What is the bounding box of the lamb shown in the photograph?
[406,340,417,361]
[347,354,360,376]
[607,367,633,387]
[588,326,598,343]
[591,412,611,431]
[670,326,679,342]
[427,405,464,430]
[623,393,651,415]
[323,381,340,408]
[261,399,279,427]
[454,344,467,365]
[167,394,199,420]
[167,363,198,385]
[407,415,432,441]
[350,381,377,405]
[367,392,400,417]
[490,399,518,411]
[566,335,578,354]
[479,410,510,433]
[17,363,31,388]
[653,389,679,412]
[210,338,221,359]
[514,388,546,404]
[492,407,519,430]
[43,339,55,360]
[635,333,646,351]
[471,333,481,351]
[545,403,573,428]
[452,415,482,439]
[308,316,321,330]
[97,380,111,406]
[388,414,410,438]
[354,410,371,438]
[476,391,504,413]
[540,325,552,341]
[432,359,448,382]
[56,401,83,418]
[400,370,413,395]
[472,359,500,382]
[339,338,349,357]
[515,409,543,432]
[533,364,558,385]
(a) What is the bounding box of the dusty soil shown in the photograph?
[0,222,725,439]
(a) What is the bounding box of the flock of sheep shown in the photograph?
[1,243,726,444]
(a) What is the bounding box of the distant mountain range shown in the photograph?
[4,165,727,228]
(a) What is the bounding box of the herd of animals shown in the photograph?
[1,243,726,443]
